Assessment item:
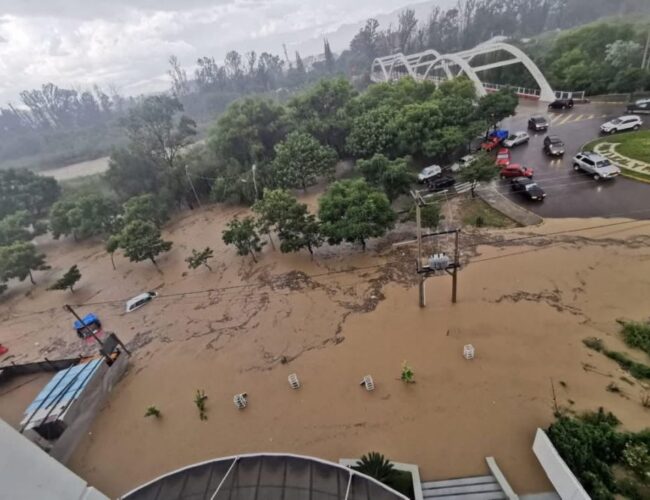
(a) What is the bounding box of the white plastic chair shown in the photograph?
[288,373,300,389]
[233,393,248,409]
[463,344,475,360]
[360,375,375,391]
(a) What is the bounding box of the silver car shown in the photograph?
[503,131,530,148]
[572,152,620,180]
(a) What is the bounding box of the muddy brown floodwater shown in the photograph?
[1,201,650,498]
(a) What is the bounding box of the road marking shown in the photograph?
[549,114,565,124]
[574,114,584,122]
[586,114,595,120]
[601,114,608,118]
[556,114,575,126]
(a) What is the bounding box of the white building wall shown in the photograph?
[0,418,108,500]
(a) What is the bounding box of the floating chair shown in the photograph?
[288,373,300,389]
[360,375,375,391]
[463,344,475,360]
[233,393,248,409]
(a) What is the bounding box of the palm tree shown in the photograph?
[353,452,396,484]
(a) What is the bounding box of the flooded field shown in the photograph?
[39,156,110,181]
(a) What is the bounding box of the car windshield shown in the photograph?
[507,135,516,140]
[610,119,622,125]
[595,160,612,169]
[525,183,538,191]
[550,137,563,145]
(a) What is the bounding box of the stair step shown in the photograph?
[422,475,497,489]
[422,492,506,500]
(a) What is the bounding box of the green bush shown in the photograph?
[620,321,650,357]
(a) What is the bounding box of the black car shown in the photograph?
[626,99,650,115]
[543,135,565,156]
[528,115,549,132]
[548,98,574,110]
[426,175,456,192]
[511,177,546,201]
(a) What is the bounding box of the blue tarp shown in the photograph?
[73,313,99,331]
[24,359,103,415]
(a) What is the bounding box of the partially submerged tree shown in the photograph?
[48,265,81,292]
[277,205,322,256]
[105,235,120,270]
[0,242,50,285]
[353,452,396,485]
[186,247,215,271]
[116,220,173,268]
[271,131,338,191]
[122,194,169,227]
[222,216,265,263]
[318,179,396,250]
[49,195,118,240]
[476,88,518,133]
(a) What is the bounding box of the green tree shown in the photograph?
[353,452,396,484]
[287,78,357,154]
[0,242,50,285]
[186,247,214,271]
[209,97,287,167]
[318,179,396,250]
[48,265,81,292]
[475,88,518,132]
[222,216,265,262]
[346,106,396,159]
[122,194,169,227]
[49,195,118,240]
[106,234,120,271]
[116,220,173,268]
[106,148,165,200]
[0,169,61,220]
[357,154,414,202]
[459,153,499,197]
[272,132,338,191]
[252,188,295,248]
[0,211,33,246]
[121,95,196,170]
[277,204,322,256]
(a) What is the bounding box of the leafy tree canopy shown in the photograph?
[318,178,396,250]
[49,194,118,240]
[222,216,265,262]
[0,241,50,285]
[271,131,338,191]
[475,88,518,130]
[0,169,60,220]
[357,154,414,202]
[186,247,215,271]
[122,194,169,228]
[459,152,499,196]
[114,219,173,267]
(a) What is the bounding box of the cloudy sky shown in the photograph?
[0,0,432,104]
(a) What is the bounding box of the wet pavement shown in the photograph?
[497,100,650,219]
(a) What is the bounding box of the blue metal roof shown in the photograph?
[73,313,99,331]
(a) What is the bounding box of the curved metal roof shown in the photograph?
[121,453,409,500]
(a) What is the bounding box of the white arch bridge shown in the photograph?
[371,42,563,102]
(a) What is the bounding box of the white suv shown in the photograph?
[600,115,642,134]
[572,152,620,180]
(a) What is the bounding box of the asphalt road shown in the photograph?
[497,100,650,220]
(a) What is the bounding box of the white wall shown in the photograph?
[0,418,108,500]
[532,429,590,500]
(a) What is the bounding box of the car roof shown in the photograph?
[632,98,650,105]
[580,151,607,161]
[547,135,562,141]
[615,115,641,120]
[530,115,547,121]
[126,292,153,307]
[514,176,533,183]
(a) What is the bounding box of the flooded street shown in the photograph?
[1,203,650,497]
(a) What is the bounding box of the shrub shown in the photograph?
[583,337,604,352]
[401,361,415,383]
[194,389,208,420]
[620,321,650,356]
[144,406,161,418]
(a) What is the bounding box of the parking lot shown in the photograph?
[496,100,650,219]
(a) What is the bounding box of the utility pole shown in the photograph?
[251,163,259,200]
[452,229,459,303]
[185,165,201,208]
[63,305,103,347]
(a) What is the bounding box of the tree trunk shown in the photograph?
[307,242,314,260]
[361,238,366,252]
[150,256,160,271]
[28,270,35,285]
[110,252,116,271]
[70,284,75,292]
[268,233,276,250]
[250,251,258,263]
[205,262,213,272]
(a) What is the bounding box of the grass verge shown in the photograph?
[460,198,517,228]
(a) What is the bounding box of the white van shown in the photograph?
[125,291,158,313]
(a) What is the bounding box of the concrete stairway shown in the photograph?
[421,474,507,499]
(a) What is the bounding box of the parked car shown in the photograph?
[73,313,102,339]
[126,291,158,313]
[528,115,549,131]
[495,148,511,167]
[572,151,621,180]
[417,165,442,183]
[503,131,530,148]
[543,135,565,156]
[500,163,533,179]
[626,98,650,115]
[511,177,546,201]
[548,98,574,110]
[600,115,642,134]
[426,176,456,192]
[450,154,476,172]
[481,129,509,151]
